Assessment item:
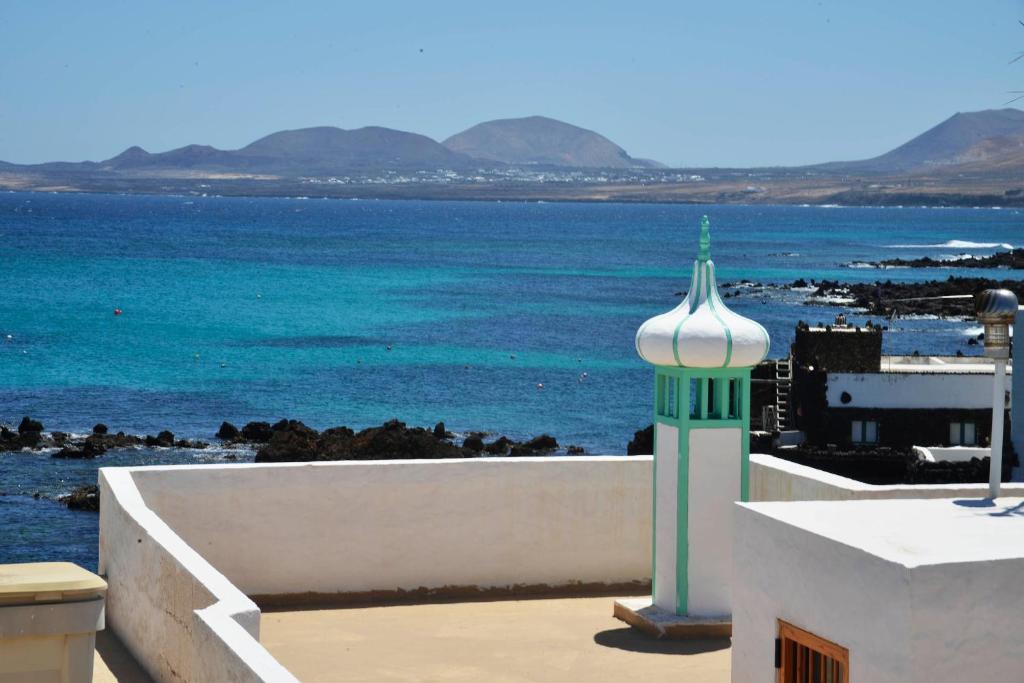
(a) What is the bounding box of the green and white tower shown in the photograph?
[619,216,769,635]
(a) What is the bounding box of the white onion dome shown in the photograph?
[635,216,770,368]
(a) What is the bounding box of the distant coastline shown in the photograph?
[4,109,1024,208]
[3,176,1023,208]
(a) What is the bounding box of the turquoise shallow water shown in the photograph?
[2,193,1023,447]
[1,192,1023,568]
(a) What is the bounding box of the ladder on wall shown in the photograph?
[775,358,793,431]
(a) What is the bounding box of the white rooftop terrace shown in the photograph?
[94,454,1024,681]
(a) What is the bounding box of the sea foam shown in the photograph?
[886,240,1014,250]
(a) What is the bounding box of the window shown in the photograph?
[778,620,849,683]
[949,421,977,446]
[851,420,878,444]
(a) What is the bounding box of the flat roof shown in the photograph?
[742,497,1024,568]
[880,355,1010,374]
[259,596,730,682]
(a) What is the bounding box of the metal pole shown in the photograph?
[990,358,1007,498]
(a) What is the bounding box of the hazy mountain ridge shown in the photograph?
[6,117,661,175]
[3,109,1024,207]
[821,108,1024,173]
[442,116,663,169]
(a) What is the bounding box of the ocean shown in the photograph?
[1,191,1022,569]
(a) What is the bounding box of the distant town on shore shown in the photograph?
[3,109,1024,207]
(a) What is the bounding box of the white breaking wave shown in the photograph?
[886,240,1014,250]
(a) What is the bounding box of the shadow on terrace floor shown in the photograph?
[93,629,153,683]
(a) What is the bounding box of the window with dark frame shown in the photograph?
[850,419,878,444]
[948,421,977,446]
[777,619,849,683]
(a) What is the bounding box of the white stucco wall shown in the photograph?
[653,425,679,612]
[913,445,990,463]
[826,372,1006,410]
[732,502,913,682]
[687,427,740,617]
[733,498,1024,683]
[749,452,1024,502]
[125,456,652,597]
[98,469,298,683]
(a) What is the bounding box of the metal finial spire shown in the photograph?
[698,215,711,262]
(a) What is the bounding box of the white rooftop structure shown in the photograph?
[733,496,1024,682]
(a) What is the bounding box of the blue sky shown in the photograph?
[1,1,1022,167]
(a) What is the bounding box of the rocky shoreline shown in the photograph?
[811,277,1024,317]
[1,416,589,512]
[850,248,1024,270]
[717,276,1024,318]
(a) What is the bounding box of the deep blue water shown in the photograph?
[1,192,1022,569]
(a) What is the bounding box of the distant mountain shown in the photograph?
[91,126,475,175]
[824,108,1024,173]
[443,116,663,169]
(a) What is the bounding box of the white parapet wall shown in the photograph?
[98,468,298,683]
[749,452,1024,502]
[98,452,1024,682]
[99,456,652,682]
[125,456,652,598]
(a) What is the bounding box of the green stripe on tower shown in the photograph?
[703,262,733,367]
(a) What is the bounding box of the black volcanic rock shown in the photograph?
[254,419,471,463]
[443,116,662,169]
[627,425,654,455]
[866,249,1024,270]
[18,416,43,434]
[484,436,513,455]
[64,485,100,512]
[257,421,320,462]
[241,421,274,443]
[216,421,240,440]
[144,430,175,447]
[509,434,559,456]
[463,434,485,452]
[92,423,108,435]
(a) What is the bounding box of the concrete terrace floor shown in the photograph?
[260,595,731,682]
[93,630,153,682]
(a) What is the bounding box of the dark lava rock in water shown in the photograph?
[53,438,106,459]
[510,434,559,455]
[92,423,108,435]
[257,420,320,461]
[241,421,273,443]
[88,432,144,450]
[64,484,99,512]
[216,421,240,441]
[566,445,586,455]
[174,439,209,449]
[484,436,512,455]
[18,416,43,434]
[523,434,558,451]
[255,419,472,463]
[433,422,447,439]
[627,425,653,455]
[145,431,175,447]
[463,434,485,452]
